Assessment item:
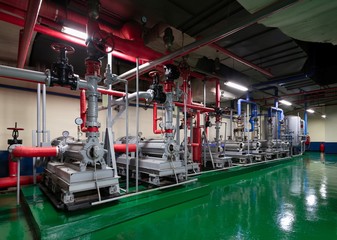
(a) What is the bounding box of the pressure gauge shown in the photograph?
[62,130,70,138]
[75,117,83,126]
[141,16,147,24]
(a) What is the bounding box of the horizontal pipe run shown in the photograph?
[0,65,47,83]
[114,144,137,153]
[209,43,273,77]
[114,90,154,104]
[0,175,42,188]
[0,12,145,63]
[174,102,215,113]
[119,0,298,80]
[11,146,58,158]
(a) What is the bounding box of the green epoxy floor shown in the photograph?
[1,152,337,239]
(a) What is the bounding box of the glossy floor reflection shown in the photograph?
[83,153,337,240]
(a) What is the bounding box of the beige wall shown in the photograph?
[0,86,162,150]
[307,105,337,142]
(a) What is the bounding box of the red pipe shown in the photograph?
[80,89,87,132]
[114,144,137,153]
[215,79,221,109]
[209,43,273,77]
[16,0,42,68]
[174,102,215,113]
[97,89,125,97]
[8,154,17,177]
[215,78,222,123]
[153,102,163,134]
[192,111,202,166]
[12,146,58,158]
[0,175,42,188]
[0,12,149,63]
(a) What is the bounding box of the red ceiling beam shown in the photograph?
[209,43,273,77]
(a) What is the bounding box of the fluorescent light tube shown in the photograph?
[225,81,248,91]
[279,99,292,106]
[306,109,315,113]
[62,26,87,40]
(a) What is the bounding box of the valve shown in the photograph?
[164,64,180,81]
[149,71,166,104]
[7,122,24,146]
[50,43,79,90]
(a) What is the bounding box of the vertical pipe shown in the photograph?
[35,83,41,185]
[215,79,221,109]
[229,109,233,140]
[17,0,43,68]
[304,102,308,135]
[42,84,46,142]
[135,58,139,192]
[125,82,129,193]
[16,159,20,205]
[183,85,188,179]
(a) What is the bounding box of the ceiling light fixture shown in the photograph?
[279,99,292,106]
[62,26,87,40]
[321,114,326,118]
[224,81,248,91]
[306,109,315,113]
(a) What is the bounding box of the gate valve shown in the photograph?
[149,71,166,104]
[7,122,24,146]
[50,43,79,90]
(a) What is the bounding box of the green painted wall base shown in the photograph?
[22,182,210,240]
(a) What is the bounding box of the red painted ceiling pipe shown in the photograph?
[0,12,150,63]
[11,146,58,158]
[209,43,273,77]
[16,0,42,68]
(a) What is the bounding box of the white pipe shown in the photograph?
[42,84,47,142]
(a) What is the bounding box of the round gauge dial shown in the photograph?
[75,117,83,125]
[62,130,70,138]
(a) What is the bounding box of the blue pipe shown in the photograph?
[268,106,284,139]
[237,99,258,132]
[252,71,314,88]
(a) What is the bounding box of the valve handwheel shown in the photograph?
[51,43,75,54]
[92,30,114,54]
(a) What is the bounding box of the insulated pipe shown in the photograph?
[16,0,42,68]
[11,146,58,158]
[98,88,126,97]
[0,175,42,188]
[119,0,298,80]
[0,12,142,63]
[80,89,87,132]
[174,102,215,113]
[215,79,221,109]
[114,144,137,153]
